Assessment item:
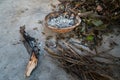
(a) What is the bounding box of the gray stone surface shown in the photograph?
[0,0,73,80]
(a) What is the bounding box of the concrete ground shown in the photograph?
[0,0,73,80]
[0,0,120,80]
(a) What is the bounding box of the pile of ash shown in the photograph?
[48,14,75,28]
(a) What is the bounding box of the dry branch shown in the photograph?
[20,26,40,77]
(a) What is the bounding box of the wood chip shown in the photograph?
[25,52,38,77]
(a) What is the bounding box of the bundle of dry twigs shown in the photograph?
[45,39,120,80]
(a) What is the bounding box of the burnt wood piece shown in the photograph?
[20,26,40,77]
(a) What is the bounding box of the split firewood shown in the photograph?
[25,52,38,77]
[20,25,40,77]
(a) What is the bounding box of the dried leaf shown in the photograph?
[95,24,108,30]
[92,20,103,27]
[96,5,103,12]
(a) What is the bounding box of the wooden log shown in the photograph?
[20,26,39,77]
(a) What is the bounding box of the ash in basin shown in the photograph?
[48,14,75,28]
